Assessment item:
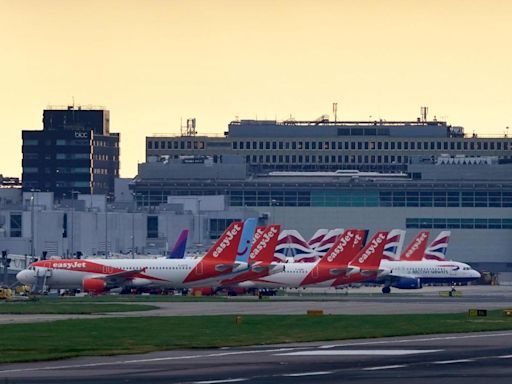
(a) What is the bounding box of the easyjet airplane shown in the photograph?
[241,231,389,289]
[219,224,283,287]
[16,219,257,293]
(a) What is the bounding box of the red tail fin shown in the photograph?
[317,229,366,267]
[183,222,243,283]
[349,231,388,270]
[400,231,430,261]
[248,225,281,264]
[202,221,244,263]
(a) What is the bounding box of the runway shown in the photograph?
[0,285,510,324]
[1,331,512,383]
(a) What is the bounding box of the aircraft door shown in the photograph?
[312,266,319,279]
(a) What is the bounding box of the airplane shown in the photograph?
[398,231,430,261]
[166,229,189,259]
[382,229,406,261]
[241,231,389,289]
[219,224,282,287]
[16,219,257,294]
[424,231,451,260]
[377,258,480,294]
[273,229,315,262]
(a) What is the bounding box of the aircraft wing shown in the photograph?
[91,268,146,285]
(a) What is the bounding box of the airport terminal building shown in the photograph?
[1,117,511,283]
[133,118,512,276]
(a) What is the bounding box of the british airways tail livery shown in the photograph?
[382,229,406,261]
[313,228,345,256]
[399,231,430,261]
[273,230,315,262]
[424,231,451,260]
[167,229,189,259]
[308,229,329,250]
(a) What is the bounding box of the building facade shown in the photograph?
[22,106,120,198]
[145,119,512,173]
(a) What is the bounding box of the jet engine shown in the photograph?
[391,277,422,290]
[82,278,107,294]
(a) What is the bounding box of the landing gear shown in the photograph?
[382,286,391,294]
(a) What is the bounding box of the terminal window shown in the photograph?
[10,213,22,238]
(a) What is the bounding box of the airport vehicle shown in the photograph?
[16,219,256,293]
[243,231,388,289]
[378,258,480,293]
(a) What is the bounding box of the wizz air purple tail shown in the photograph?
[167,229,189,259]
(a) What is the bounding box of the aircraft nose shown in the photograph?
[16,270,34,285]
[473,270,481,279]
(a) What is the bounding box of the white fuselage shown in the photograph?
[380,260,481,282]
[17,258,240,290]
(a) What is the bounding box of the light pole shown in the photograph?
[105,200,108,258]
[30,192,35,258]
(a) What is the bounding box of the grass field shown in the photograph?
[0,302,157,314]
[1,311,512,363]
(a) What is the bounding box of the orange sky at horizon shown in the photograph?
[1,0,511,178]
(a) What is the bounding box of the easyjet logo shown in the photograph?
[353,233,363,247]
[404,232,428,259]
[358,233,386,264]
[250,226,278,259]
[213,224,241,258]
[326,231,355,262]
[52,261,87,269]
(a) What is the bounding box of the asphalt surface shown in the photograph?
[0,285,511,324]
[1,331,512,383]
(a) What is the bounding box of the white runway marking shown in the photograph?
[433,359,474,364]
[282,371,333,377]
[0,348,299,374]
[275,349,441,356]
[319,331,512,349]
[194,379,248,384]
[363,365,408,371]
[498,355,512,359]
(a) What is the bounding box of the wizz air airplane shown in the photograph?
[241,230,389,289]
[16,219,257,293]
[166,229,189,259]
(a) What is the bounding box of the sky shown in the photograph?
[1,0,511,178]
